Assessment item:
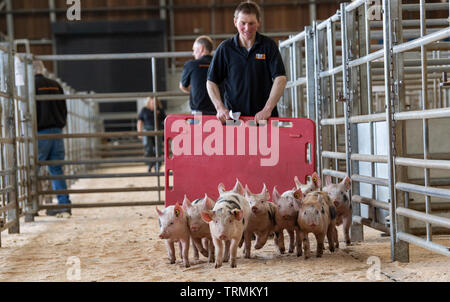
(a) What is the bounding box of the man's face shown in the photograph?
[192,42,203,60]
[147,98,155,110]
[234,12,260,42]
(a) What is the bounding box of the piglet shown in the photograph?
[183,194,216,263]
[323,175,352,247]
[156,202,190,268]
[297,191,337,259]
[201,179,251,268]
[294,172,322,197]
[242,183,277,258]
[272,186,303,256]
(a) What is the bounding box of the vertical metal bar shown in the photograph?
[313,22,322,177]
[420,0,432,242]
[305,26,316,121]
[382,0,397,261]
[5,0,20,233]
[383,0,409,262]
[341,3,352,179]
[48,0,58,76]
[152,57,161,203]
[327,21,338,173]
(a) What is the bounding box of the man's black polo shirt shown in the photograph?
[207,32,286,117]
[181,55,216,114]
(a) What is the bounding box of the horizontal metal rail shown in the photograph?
[397,232,450,257]
[38,172,168,180]
[37,130,164,140]
[38,201,165,210]
[322,169,347,179]
[396,182,450,199]
[345,0,365,12]
[38,157,164,166]
[39,187,163,195]
[393,27,450,54]
[352,195,390,211]
[394,107,450,121]
[321,151,346,160]
[285,77,307,89]
[353,215,390,234]
[396,207,450,229]
[351,153,388,163]
[321,117,345,126]
[351,174,389,187]
[279,31,306,48]
[35,51,193,61]
[36,90,187,100]
[395,157,450,170]
[0,138,14,144]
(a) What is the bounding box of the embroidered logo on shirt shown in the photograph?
[256,53,266,60]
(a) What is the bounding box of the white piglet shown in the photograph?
[201,179,250,268]
[156,202,191,268]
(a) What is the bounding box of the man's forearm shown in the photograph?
[207,80,226,111]
[264,76,287,112]
[179,82,190,93]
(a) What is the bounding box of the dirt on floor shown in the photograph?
[0,166,449,282]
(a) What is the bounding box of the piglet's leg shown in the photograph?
[191,237,199,260]
[315,233,325,258]
[295,229,303,257]
[288,229,295,253]
[208,239,215,263]
[230,238,240,268]
[254,232,269,250]
[223,240,231,262]
[193,237,208,258]
[243,231,252,259]
[180,238,191,268]
[213,237,223,269]
[166,240,176,264]
[343,215,352,246]
[303,232,310,260]
[275,230,286,254]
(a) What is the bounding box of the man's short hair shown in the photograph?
[234,1,261,21]
[194,35,214,53]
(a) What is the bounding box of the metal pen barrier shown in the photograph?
[279,0,450,261]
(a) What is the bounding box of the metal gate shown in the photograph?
[279,0,450,261]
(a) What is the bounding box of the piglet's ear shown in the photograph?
[232,209,244,221]
[294,176,302,189]
[182,195,191,211]
[155,206,164,216]
[244,184,252,198]
[272,186,281,204]
[261,183,270,201]
[201,210,213,223]
[174,202,183,217]
[312,172,321,189]
[233,179,244,195]
[343,176,351,191]
[326,175,332,186]
[218,183,226,194]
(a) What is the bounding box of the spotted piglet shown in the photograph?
[294,172,322,197]
[242,183,277,258]
[323,175,352,247]
[183,194,216,263]
[297,191,337,259]
[201,179,251,268]
[272,186,303,256]
[156,202,191,268]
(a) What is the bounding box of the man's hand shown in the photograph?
[255,108,272,124]
[216,108,230,124]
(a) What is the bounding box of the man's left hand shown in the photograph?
[255,108,272,124]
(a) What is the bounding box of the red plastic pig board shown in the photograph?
[164,115,316,206]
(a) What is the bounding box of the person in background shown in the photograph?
[137,97,166,172]
[34,60,72,217]
[180,35,217,116]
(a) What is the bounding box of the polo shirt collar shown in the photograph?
[233,32,262,51]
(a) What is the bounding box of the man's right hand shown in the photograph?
[216,108,230,124]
